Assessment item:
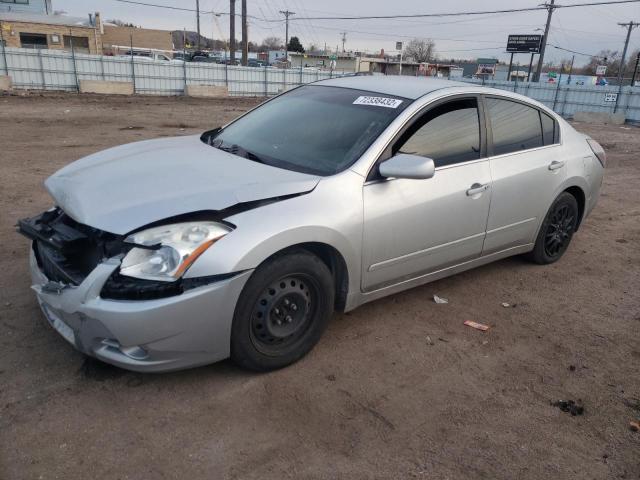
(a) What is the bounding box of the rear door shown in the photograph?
[361,96,492,291]
[482,96,566,254]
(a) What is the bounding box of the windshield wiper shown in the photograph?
[211,140,267,165]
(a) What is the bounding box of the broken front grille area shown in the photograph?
[19,208,126,286]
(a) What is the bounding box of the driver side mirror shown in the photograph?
[379,153,435,180]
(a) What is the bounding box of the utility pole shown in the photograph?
[567,54,575,84]
[196,0,201,49]
[534,0,556,83]
[613,21,637,113]
[229,0,236,63]
[631,51,640,86]
[280,10,295,53]
[340,32,347,52]
[241,0,248,66]
[616,21,638,86]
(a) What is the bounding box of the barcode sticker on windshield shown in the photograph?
[353,96,403,109]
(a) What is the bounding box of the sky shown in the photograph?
[55,0,639,66]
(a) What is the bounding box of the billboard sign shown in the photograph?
[596,65,607,76]
[396,41,403,51]
[506,35,542,53]
[476,63,496,76]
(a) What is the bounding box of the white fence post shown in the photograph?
[37,49,45,89]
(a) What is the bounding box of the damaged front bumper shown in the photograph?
[28,248,252,373]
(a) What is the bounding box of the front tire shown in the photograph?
[230,250,334,371]
[527,192,579,264]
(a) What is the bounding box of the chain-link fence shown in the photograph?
[0,46,350,96]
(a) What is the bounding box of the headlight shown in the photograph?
[120,222,232,282]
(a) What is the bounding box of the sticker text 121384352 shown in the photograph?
[353,96,403,109]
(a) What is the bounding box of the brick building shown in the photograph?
[0,11,102,54]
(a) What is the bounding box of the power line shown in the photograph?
[548,43,608,58]
[282,0,640,21]
[111,0,640,21]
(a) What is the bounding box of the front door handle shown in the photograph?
[466,183,490,196]
[548,160,565,171]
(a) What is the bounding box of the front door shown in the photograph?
[361,97,492,291]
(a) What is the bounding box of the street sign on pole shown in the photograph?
[596,65,607,76]
[506,35,542,53]
[395,41,403,51]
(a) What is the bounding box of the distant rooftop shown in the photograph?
[0,11,93,28]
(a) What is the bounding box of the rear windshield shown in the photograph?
[207,85,409,175]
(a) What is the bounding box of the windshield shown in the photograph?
[205,85,409,176]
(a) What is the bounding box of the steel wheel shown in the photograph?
[249,274,319,355]
[231,249,334,371]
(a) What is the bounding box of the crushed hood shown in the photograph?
[45,135,320,235]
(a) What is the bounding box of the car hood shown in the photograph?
[45,135,320,235]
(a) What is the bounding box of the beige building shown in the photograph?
[101,24,174,56]
[0,11,102,54]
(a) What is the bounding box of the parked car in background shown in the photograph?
[19,77,604,373]
[116,51,182,63]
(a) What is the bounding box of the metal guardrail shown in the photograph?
[0,46,350,96]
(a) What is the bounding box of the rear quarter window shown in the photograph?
[541,111,559,145]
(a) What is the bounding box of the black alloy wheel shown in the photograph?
[543,203,575,258]
[527,192,579,264]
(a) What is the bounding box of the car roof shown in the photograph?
[314,75,470,100]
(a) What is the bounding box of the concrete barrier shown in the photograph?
[573,111,626,125]
[185,85,229,98]
[0,75,12,91]
[79,80,134,95]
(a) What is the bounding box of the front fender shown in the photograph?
[184,171,365,297]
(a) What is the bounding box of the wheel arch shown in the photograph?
[251,242,350,312]
[563,185,586,230]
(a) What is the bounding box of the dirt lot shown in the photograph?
[0,92,639,480]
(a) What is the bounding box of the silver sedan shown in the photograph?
[19,76,605,372]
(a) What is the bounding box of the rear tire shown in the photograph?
[526,192,579,265]
[230,250,334,371]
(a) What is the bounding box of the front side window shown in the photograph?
[395,98,481,168]
[208,85,409,176]
[487,98,544,155]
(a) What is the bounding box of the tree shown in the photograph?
[287,36,305,53]
[107,19,137,27]
[261,36,283,50]
[405,38,435,63]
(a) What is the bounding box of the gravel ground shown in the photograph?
[0,92,639,480]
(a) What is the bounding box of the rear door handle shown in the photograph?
[548,160,565,171]
[466,183,490,196]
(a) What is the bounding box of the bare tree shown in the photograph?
[405,38,435,63]
[261,36,284,50]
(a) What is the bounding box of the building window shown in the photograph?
[63,35,90,53]
[19,33,47,49]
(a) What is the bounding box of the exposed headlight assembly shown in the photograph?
[120,222,232,282]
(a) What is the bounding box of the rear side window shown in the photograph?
[541,111,557,145]
[487,98,543,155]
[396,98,481,168]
